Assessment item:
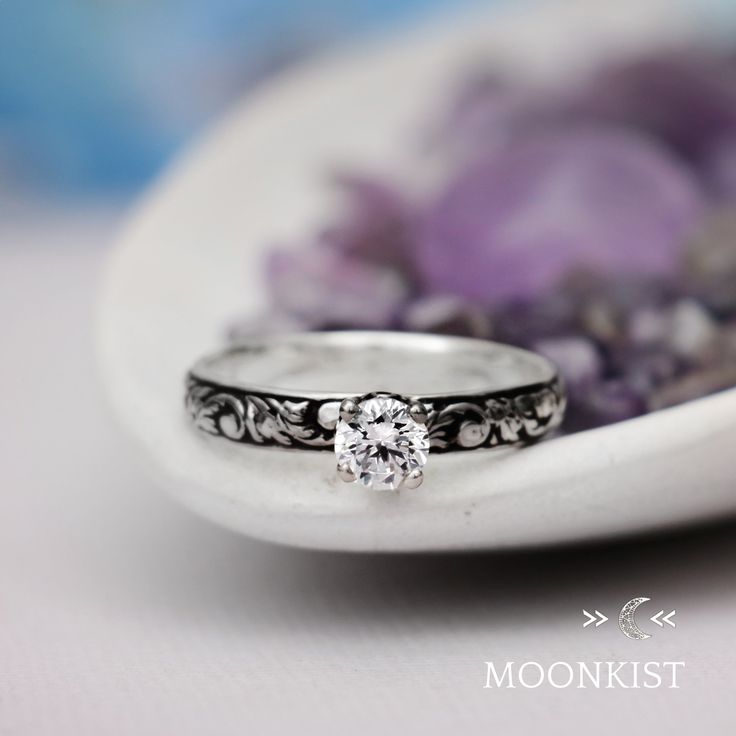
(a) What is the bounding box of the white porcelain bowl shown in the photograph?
[98,0,736,551]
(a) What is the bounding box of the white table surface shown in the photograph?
[1,209,734,734]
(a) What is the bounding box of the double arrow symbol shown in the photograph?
[650,610,676,628]
[583,605,677,634]
[582,609,608,628]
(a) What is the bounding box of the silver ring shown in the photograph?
[185,331,566,491]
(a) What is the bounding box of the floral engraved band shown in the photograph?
[185,331,566,491]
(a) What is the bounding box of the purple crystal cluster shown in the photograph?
[254,49,736,432]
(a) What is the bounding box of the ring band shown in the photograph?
[185,331,566,490]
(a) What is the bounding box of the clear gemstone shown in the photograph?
[335,396,430,491]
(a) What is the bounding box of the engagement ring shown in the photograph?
[186,331,566,491]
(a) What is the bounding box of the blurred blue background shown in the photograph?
[3,0,736,200]
[0,0,483,197]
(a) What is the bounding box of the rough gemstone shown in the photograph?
[416,129,703,303]
[334,396,429,491]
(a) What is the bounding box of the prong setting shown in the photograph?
[339,397,359,423]
[403,468,423,489]
[409,401,428,425]
[337,462,356,483]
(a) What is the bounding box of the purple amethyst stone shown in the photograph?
[415,129,704,304]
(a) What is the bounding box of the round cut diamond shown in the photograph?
[335,395,430,491]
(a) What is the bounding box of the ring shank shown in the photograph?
[186,331,565,452]
[191,331,557,396]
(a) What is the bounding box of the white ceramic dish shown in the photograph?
[98,0,736,551]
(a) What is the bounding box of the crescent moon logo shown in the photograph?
[618,597,651,640]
